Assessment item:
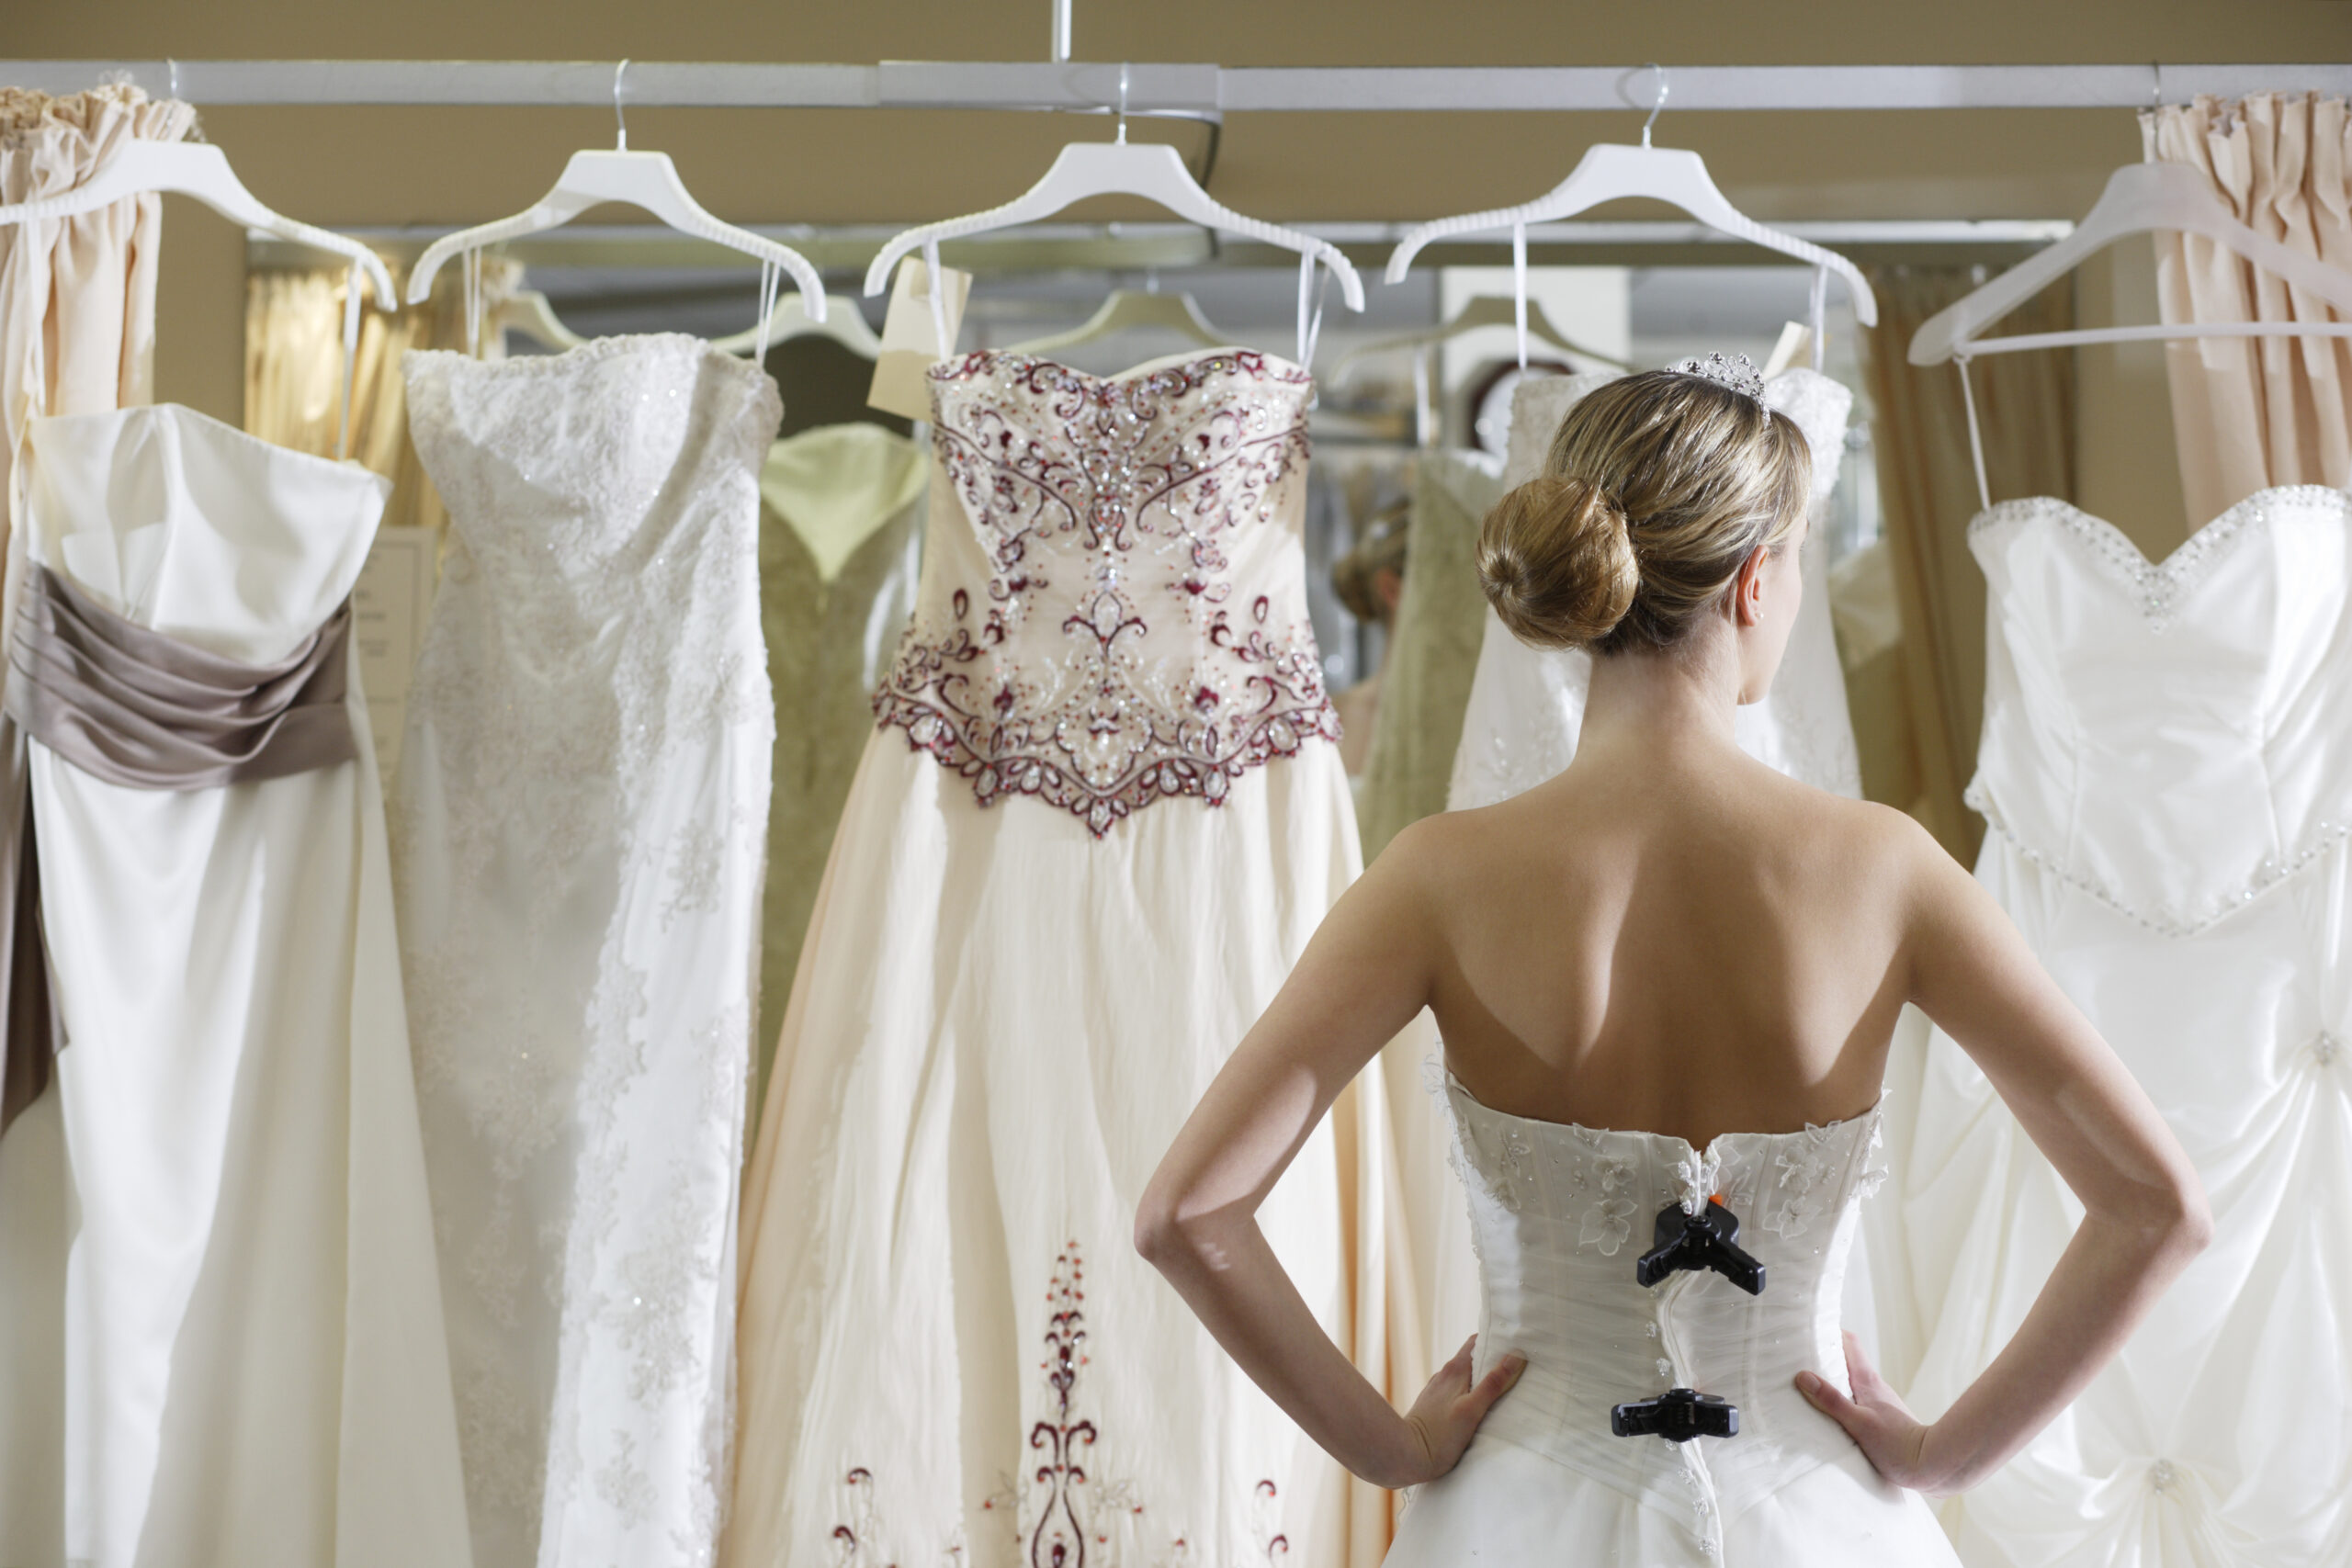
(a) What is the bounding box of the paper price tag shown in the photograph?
[1761,321,1813,379]
[868,255,973,422]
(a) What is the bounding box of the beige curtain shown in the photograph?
[243,256,516,538]
[2143,94,2352,526]
[1856,267,2077,862]
[0,85,195,538]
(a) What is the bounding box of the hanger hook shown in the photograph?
[2149,61,2163,112]
[1116,62,1131,145]
[614,58,629,152]
[165,58,180,102]
[1642,63,1668,148]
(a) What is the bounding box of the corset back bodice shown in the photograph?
[875,348,1339,837]
[1444,1073,1886,1553]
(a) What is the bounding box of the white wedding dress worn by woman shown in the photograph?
[1876,485,2352,1568]
[397,335,780,1568]
[729,348,1370,1568]
[1386,1075,1958,1567]
[1449,367,1860,813]
[1394,367,1869,1387]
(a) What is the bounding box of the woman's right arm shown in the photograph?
[1799,823,2211,1495]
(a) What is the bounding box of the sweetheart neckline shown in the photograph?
[1969,483,2350,576]
[931,343,1310,388]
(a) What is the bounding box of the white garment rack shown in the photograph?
[6,61,2349,112]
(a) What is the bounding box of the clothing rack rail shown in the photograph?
[6,61,2349,114]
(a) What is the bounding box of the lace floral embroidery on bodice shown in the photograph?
[875,349,1339,836]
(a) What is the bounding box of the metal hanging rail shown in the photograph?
[4,60,2347,113]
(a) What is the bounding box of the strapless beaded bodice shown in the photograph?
[1443,1073,1887,1558]
[873,348,1340,837]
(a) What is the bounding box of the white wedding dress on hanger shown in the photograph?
[1875,484,2352,1568]
[10,404,473,1568]
[729,348,1378,1568]
[1448,368,1860,812]
[396,334,781,1568]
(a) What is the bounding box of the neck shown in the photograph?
[1578,620,1744,760]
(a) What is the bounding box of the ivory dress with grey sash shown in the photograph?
[0,403,472,1568]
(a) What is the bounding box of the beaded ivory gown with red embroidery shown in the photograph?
[728,349,1362,1568]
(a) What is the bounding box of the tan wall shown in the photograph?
[11,0,2349,536]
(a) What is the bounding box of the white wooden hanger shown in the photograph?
[1007,281,1229,356]
[0,134,392,458]
[1908,161,2352,364]
[0,138,396,311]
[1385,65,1877,371]
[405,60,828,341]
[1910,157,2352,508]
[863,65,1363,367]
[712,291,883,359]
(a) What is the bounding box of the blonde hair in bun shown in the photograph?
[1476,368,1812,655]
[1478,475,1638,650]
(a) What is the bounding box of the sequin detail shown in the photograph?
[876,350,1338,837]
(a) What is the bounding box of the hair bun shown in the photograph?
[1476,475,1639,650]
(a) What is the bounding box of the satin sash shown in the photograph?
[0,565,356,1134]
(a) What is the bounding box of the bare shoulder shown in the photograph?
[1736,764,1939,882]
[1373,804,1505,895]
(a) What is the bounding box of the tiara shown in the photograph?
[1671,351,1767,404]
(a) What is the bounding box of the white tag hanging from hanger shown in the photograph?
[869,255,973,422]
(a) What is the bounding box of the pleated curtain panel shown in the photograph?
[2143,94,2352,527]
[243,256,519,541]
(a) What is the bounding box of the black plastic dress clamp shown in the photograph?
[1611,1386,1741,1443]
[1634,1198,1766,1295]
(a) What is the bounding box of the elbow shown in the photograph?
[2120,1164,2212,1261]
[1133,1192,1179,1269]
[1134,1176,1194,1272]
[2168,1174,2214,1258]
[2084,1162,2210,1267]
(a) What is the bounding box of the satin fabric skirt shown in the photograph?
[1387,1424,1957,1568]
[0,665,472,1568]
[1870,840,2352,1568]
[727,734,1384,1568]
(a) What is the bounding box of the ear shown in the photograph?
[1733,545,1771,629]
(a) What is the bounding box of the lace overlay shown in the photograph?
[875,350,1339,837]
[397,334,780,1566]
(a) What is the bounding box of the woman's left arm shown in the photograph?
[1135,823,1522,1489]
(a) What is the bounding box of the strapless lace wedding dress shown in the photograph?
[1386,1073,1958,1567]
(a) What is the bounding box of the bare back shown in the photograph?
[1139,365,2206,1510]
[1406,733,1918,1145]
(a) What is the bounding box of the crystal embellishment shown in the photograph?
[876,350,1339,837]
[1670,351,1767,404]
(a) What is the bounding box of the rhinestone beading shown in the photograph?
[876,349,1338,837]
